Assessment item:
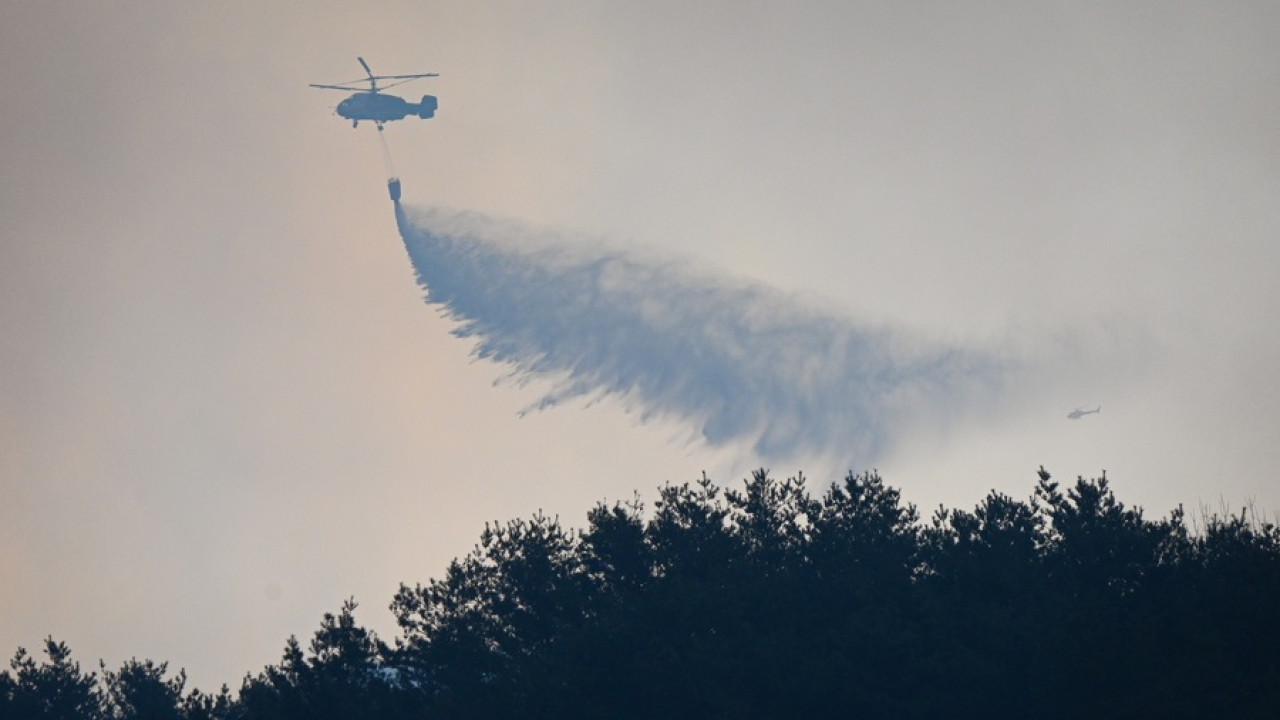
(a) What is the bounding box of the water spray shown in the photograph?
[393,206,1009,463]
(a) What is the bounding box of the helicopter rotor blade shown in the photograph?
[311,61,437,93]
[368,73,440,80]
[372,77,438,92]
[358,57,378,92]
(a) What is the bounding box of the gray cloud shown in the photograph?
[396,204,1007,463]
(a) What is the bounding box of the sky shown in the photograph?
[3,1,1279,690]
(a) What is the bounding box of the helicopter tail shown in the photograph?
[418,95,438,119]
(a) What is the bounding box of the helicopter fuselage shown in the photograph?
[336,91,437,127]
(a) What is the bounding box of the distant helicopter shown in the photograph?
[1068,406,1101,420]
[310,57,438,130]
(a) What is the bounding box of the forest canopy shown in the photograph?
[5,467,1279,719]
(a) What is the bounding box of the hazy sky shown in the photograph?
[3,1,1278,689]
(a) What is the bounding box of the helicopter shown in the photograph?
[1068,406,1101,420]
[310,57,438,130]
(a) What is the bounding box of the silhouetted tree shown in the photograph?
[5,638,104,720]
[8,467,1280,719]
[178,685,235,720]
[389,511,587,716]
[239,599,405,720]
[920,493,1033,699]
[101,658,187,720]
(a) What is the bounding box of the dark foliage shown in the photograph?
[5,468,1279,719]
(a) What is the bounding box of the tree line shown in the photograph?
[5,467,1279,719]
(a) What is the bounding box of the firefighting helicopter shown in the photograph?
[310,57,438,131]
